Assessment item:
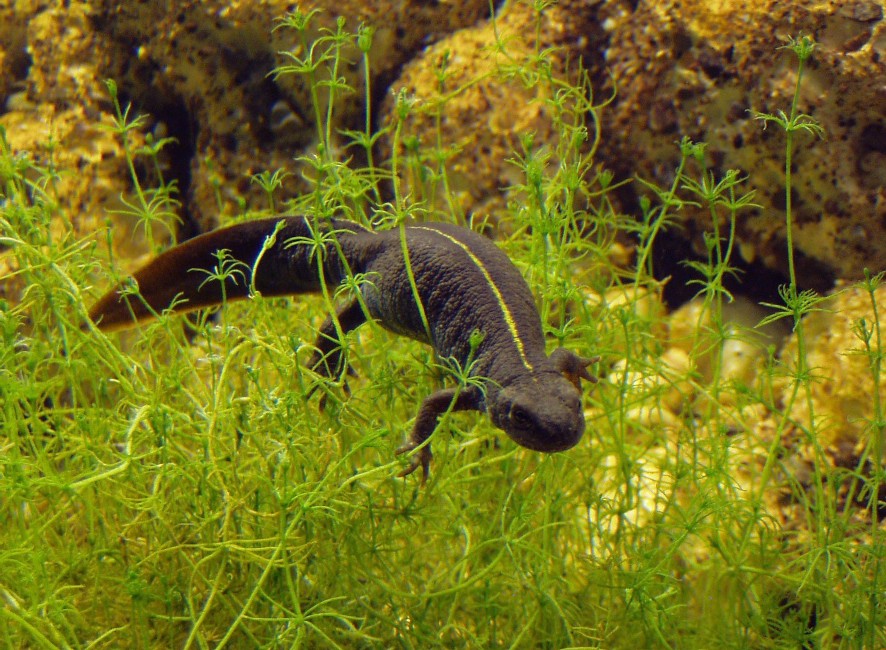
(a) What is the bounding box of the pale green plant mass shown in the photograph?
[0,13,883,650]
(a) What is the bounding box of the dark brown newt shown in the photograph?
[89,216,595,481]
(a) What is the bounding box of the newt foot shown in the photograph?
[396,441,432,485]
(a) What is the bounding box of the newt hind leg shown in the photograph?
[306,299,367,404]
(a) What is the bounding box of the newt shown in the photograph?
[88,216,595,481]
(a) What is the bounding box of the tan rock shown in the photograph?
[600,0,886,281]
[380,0,607,222]
[1,0,492,239]
[777,280,886,455]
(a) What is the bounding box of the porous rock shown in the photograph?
[378,0,608,222]
[0,0,493,243]
[599,0,886,282]
[777,280,886,455]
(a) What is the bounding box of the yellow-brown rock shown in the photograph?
[379,0,607,222]
[777,280,886,456]
[1,0,492,239]
[600,0,886,282]
[3,0,884,294]
[0,0,160,302]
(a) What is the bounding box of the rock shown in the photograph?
[378,0,607,222]
[3,0,884,289]
[777,280,886,455]
[1,0,493,239]
[599,0,886,282]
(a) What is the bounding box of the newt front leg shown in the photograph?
[396,386,485,484]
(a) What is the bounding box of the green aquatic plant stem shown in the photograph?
[743,36,831,578]
[322,17,350,155]
[8,10,886,645]
[251,168,290,213]
[633,137,696,286]
[103,79,179,253]
[397,217,432,345]
[861,271,885,647]
[779,36,822,294]
[274,9,328,157]
[389,88,413,212]
[680,164,758,427]
[431,50,460,222]
[104,80,150,222]
[356,22,382,205]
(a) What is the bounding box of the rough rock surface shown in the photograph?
[0,0,154,293]
[1,0,493,243]
[599,0,886,283]
[89,0,494,231]
[377,0,608,222]
[382,0,886,284]
[3,0,884,282]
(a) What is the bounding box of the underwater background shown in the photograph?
[1,1,884,647]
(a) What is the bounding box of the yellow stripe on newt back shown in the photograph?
[414,226,533,371]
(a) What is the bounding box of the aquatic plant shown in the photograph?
[0,9,882,648]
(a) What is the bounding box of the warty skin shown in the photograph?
[89,216,596,481]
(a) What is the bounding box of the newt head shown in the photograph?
[488,372,585,453]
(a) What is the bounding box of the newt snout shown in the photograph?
[489,372,586,453]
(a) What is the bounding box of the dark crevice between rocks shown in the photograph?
[113,84,200,243]
[859,122,886,152]
[0,13,32,108]
[607,165,836,309]
[157,96,200,242]
[648,225,834,311]
[90,10,201,242]
[0,46,33,255]
[5,42,32,88]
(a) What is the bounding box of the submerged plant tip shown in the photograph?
[356,22,374,53]
[781,34,817,62]
[274,7,321,33]
[4,14,883,648]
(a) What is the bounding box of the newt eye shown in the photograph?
[510,406,532,429]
